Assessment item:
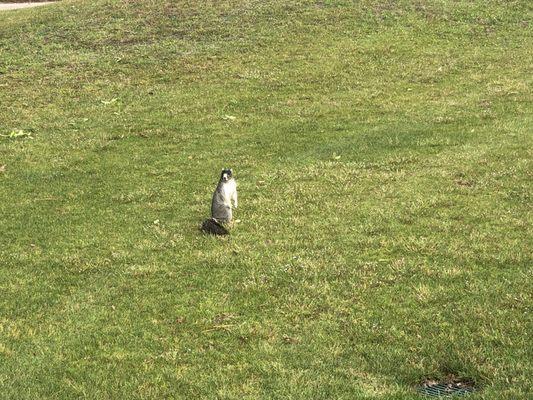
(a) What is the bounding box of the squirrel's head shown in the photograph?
[220,168,233,182]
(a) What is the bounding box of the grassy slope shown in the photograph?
[0,0,531,398]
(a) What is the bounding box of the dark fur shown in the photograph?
[220,168,233,180]
[200,218,229,236]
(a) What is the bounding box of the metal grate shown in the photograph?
[417,381,476,397]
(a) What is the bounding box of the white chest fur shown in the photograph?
[222,179,236,203]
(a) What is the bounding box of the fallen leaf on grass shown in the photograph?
[282,335,300,344]
[100,98,118,105]
[1,129,33,139]
[0,165,5,173]
[455,179,474,187]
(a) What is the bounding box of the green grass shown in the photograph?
[0,0,531,398]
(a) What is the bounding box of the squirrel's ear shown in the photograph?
[229,168,233,173]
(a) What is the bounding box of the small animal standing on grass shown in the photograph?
[201,168,238,235]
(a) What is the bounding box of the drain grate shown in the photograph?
[417,380,476,397]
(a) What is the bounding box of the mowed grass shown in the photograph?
[0,0,531,398]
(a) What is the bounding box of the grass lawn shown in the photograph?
[0,1,58,3]
[0,1,55,4]
[0,0,531,398]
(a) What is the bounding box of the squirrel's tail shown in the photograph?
[201,218,229,235]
